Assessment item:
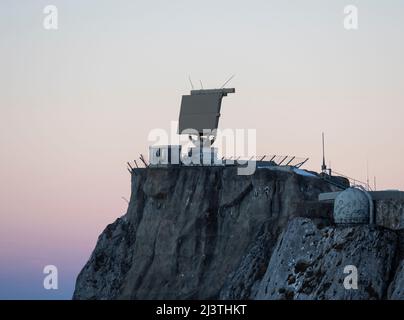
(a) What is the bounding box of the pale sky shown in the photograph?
[1,0,404,298]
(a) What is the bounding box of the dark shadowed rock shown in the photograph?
[219,222,276,300]
[73,216,136,299]
[388,257,404,299]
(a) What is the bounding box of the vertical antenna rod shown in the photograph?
[366,160,370,191]
[321,132,327,173]
[188,76,194,90]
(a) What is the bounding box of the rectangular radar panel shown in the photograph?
[178,88,235,135]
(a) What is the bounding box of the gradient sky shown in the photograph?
[1,0,404,299]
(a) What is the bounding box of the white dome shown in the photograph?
[334,188,370,224]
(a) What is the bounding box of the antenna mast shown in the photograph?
[321,132,327,174]
[366,160,370,191]
[220,74,235,88]
[188,76,194,90]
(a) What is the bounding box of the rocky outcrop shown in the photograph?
[255,218,397,300]
[73,166,336,299]
[73,166,404,300]
[388,260,404,299]
[72,216,136,299]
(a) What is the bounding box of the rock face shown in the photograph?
[255,218,396,300]
[389,260,404,299]
[73,166,403,300]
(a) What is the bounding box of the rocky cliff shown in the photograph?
[73,166,404,300]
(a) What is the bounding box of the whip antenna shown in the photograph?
[220,74,235,88]
[188,76,194,90]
